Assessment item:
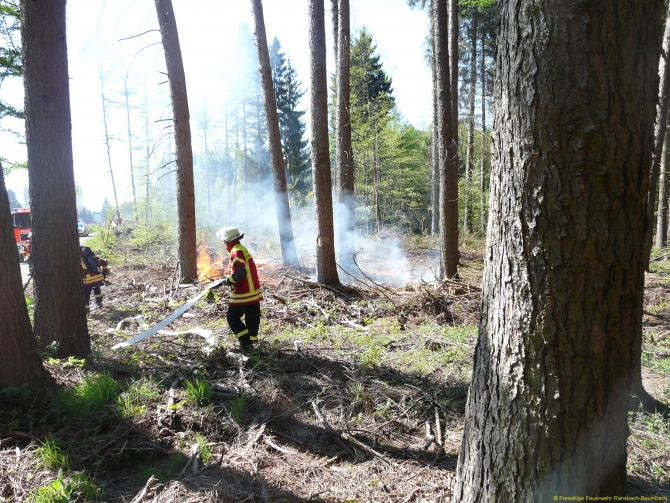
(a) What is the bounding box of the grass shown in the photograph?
[628,410,670,492]
[117,377,162,418]
[183,378,213,406]
[228,395,246,424]
[192,433,213,464]
[52,373,119,418]
[34,435,69,470]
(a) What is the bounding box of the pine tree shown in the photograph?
[269,38,310,203]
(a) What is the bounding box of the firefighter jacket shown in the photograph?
[226,241,263,306]
[81,247,105,287]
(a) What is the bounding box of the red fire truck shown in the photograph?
[11,207,31,260]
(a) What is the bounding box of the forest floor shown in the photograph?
[1,229,670,502]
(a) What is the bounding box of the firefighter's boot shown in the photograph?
[95,294,103,308]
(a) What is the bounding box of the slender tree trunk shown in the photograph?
[449,0,459,143]
[464,13,477,236]
[124,73,137,221]
[644,2,670,270]
[99,63,122,224]
[454,1,664,500]
[155,0,197,281]
[251,0,299,266]
[21,0,89,357]
[658,121,670,249]
[243,100,248,227]
[480,27,486,236]
[144,79,151,224]
[336,0,354,263]
[203,102,211,220]
[0,165,52,388]
[657,120,670,249]
[431,13,439,236]
[309,0,339,285]
[434,0,458,279]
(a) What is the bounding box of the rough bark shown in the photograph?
[331,0,338,70]
[431,33,439,236]
[309,0,340,285]
[464,13,477,236]
[21,0,89,357]
[155,0,197,282]
[454,1,664,500]
[336,0,354,264]
[0,165,52,389]
[448,0,458,142]
[479,26,486,236]
[251,0,300,266]
[656,121,670,249]
[645,1,670,270]
[434,0,458,279]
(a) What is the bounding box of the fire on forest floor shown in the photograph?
[3,245,670,502]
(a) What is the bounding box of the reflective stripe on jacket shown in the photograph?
[82,260,104,286]
[228,243,262,305]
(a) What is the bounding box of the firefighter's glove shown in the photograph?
[225,275,235,286]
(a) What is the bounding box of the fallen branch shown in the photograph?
[340,433,391,466]
[263,436,294,455]
[130,475,158,503]
[311,401,356,459]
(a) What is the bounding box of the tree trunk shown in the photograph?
[155,0,197,282]
[21,0,89,357]
[144,79,151,224]
[99,63,122,225]
[431,13,439,236]
[251,0,300,266]
[331,0,338,68]
[657,120,670,249]
[464,13,477,236]
[0,165,52,389]
[309,0,340,285]
[449,0,458,142]
[434,0,458,279]
[454,1,664,500]
[644,2,670,270]
[124,73,137,221]
[203,102,211,220]
[336,0,354,264]
[479,26,486,236]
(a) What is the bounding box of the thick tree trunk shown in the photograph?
[331,0,338,68]
[155,0,197,282]
[454,1,664,501]
[336,0,354,264]
[657,123,670,249]
[434,0,458,279]
[479,28,486,236]
[0,166,52,389]
[21,0,89,357]
[251,0,300,266]
[464,14,477,236]
[309,0,340,285]
[644,2,670,270]
[657,122,670,249]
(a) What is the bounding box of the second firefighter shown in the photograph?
[218,227,263,350]
[81,246,109,314]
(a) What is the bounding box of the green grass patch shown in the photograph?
[192,433,213,463]
[183,378,213,406]
[117,377,161,418]
[34,435,69,470]
[228,395,246,424]
[628,410,670,490]
[53,373,120,418]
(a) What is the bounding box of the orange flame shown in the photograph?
[197,242,227,282]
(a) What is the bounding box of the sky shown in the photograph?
[0,0,432,212]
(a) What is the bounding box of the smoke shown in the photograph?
[200,161,436,286]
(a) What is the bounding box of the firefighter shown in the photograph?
[217,227,263,350]
[81,246,106,314]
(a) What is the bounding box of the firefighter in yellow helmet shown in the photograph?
[217,227,263,350]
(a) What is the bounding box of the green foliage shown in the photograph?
[183,378,213,406]
[227,395,246,424]
[0,0,22,121]
[34,435,69,470]
[117,377,161,418]
[193,433,213,464]
[53,373,120,417]
[32,470,97,503]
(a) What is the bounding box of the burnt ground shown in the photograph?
[1,236,670,502]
